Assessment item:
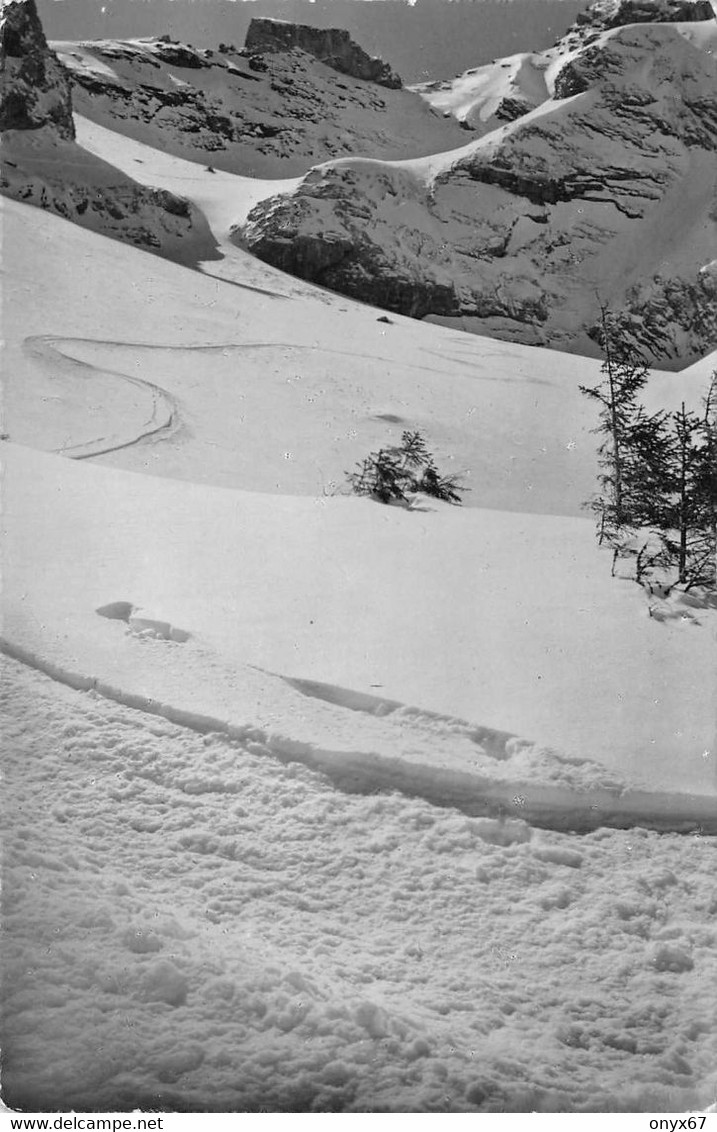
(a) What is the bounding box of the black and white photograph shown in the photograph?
[1,0,716,1116]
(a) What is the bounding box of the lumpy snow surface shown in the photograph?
[3,655,717,1113]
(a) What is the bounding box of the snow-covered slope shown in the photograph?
[410,51,553,136]
[241,2,717,366]
[53,24,468,180]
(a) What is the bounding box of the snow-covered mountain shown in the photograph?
[239,0,717,365]
[413,0,716,138]
[52,20,467,179]
[8,0,715,365]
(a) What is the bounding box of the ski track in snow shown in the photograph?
[23,335,181,459]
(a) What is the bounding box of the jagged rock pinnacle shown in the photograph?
[0,0,75,139]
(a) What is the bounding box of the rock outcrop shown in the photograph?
[0,0,215,265]
[0,150,212,262]
[0,0,74,138]
[244,18,402,89]
[239,5,717,366]
[494,96,534,124]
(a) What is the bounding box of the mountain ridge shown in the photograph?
[36,0,592,85]
[52,24,467,178]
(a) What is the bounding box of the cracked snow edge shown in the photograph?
[2,635,715,836]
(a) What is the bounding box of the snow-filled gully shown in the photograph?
[2,635,715,837]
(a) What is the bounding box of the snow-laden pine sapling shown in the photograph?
[657,396,717,591]
[346,431,466,506]
[583,341,717,597]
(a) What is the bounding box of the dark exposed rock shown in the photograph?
[494,96,533,123]
[244,17,402,89]
[247,53,269,73]
[445,152,667,219]
[64,67,244,149]
[553,59,592,99]
[0,155,211,259]
[150,188,191,218]
[596,268,717,360]
[149,40,207,70]
[0,0,74,138]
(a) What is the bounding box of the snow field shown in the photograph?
[3,655,717,1113]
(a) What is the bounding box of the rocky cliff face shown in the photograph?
[0,0,213,264]
[0,0,74,138]
[239,3,717,366]
[244,17,402,89]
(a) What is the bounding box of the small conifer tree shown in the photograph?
[656,389,716,589]
[579,306,650,544]
[346,431,466,505]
